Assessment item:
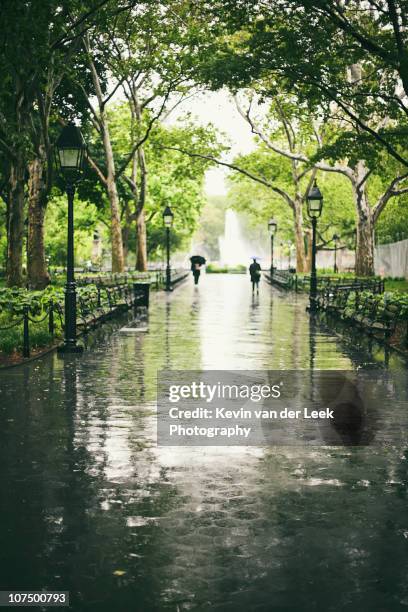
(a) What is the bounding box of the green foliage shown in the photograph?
[3,0,408,285]
[193,195,228,260]
[0,321,56,356]
[0,285,64,356]
[384,278,408,293]
[0,285,63,316]
[44,194,102,266]
[226,146,356,246]
[206,263,246,273]
[0,279,136,356]
[376,193,408,244]
[343,289,408,320]
[69,101,225,266]
[203,1,408,167]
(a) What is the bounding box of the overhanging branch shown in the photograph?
[156,144,296,210]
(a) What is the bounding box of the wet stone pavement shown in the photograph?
[0,274,408,611]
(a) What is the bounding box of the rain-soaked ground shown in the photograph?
[0,274,408,611]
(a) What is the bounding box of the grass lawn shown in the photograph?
[384,278,408,292]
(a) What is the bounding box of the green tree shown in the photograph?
[193,1,408,274]
[226,150,356,256]
[80,0,217,271]
[44,194,100,266]
[232,90,408,275]
[204,0,408,167]
[376,193,408,244]
[76,107,223,266]
[0,0,138,287]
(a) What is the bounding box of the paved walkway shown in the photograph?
[0,274,407,611]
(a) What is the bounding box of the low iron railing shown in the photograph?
[0,281,150,360]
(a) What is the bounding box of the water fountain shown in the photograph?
[218,209,253,266]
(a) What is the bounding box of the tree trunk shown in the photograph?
[122,201,132,267]
[293,201,308,272]
[107,173,125,272]
[6,155,25,287]
[135,147,148,272]
[102,112,124,272]
[355,210,374,276]
[136,208,147,271]
[122,224,130,266]
[86,38,125,273]
[351,162,375,276]
[27,156,50,289]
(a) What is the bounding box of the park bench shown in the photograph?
[317,284,351,313]
[361,297,402,339]
[317,278,384,313]
[266,269,295,290]
[68,281,151,335]
[77,289,111,331]
[349,293,379,327]
[169,269,189,288]
[77,295,100,330]
[318,284,353,313]
[76,284,134,332]
[342,292,401,339]
[105,285,132,312]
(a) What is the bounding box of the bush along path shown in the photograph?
[0,279,151,367]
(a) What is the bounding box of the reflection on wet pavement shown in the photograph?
[0,274,407,611]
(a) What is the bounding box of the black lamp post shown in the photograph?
[55,123,86,353]
[268,218,277,275]
[333,233,339,273]
[163,205,174,292]
[307,180,323,312]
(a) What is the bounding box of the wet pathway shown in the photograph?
[0,275,408,611]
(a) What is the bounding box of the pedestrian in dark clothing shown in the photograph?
[190,255,206,285]
[192,262,201,285]
[249,258,261,293]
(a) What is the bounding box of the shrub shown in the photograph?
[206,263,247,273]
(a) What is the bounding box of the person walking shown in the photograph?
[249,258,261,293]
[192,262,201,285]
[190,255,206,285]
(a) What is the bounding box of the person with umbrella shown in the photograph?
[249,257,261,293]
[190,255,206,285]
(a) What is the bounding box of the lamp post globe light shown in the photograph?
[55,123,86,353]
[268,218,277,275]
[163,205,174,292]
[307,179,323,313]
[333,233,339,274]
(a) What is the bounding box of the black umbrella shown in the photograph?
[190,255,206,265]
